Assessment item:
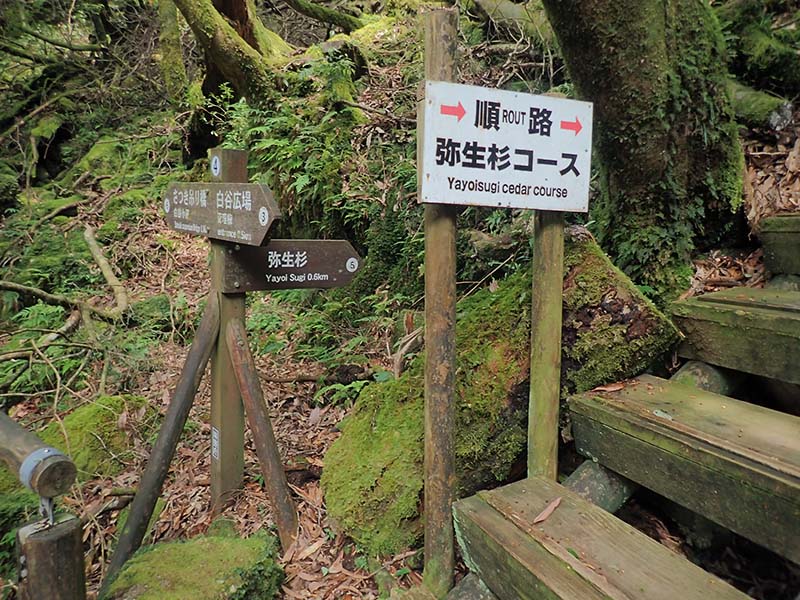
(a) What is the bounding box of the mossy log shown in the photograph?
[727,79,792,130]
[321,232,678,557]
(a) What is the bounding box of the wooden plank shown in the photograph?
[528,210,565,479]
[671,290,800,384]
[761,214,800,275]
[694,288,800,312]
[105,294,219,587]
[455,477,748,600]
[421,7,459,597]
[454,495,597,600]
[570,375,800,562]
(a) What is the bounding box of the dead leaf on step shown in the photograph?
[591,382,625,393]
[533,497,562,524]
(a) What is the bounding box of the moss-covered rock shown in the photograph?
[102,534,284,600]
[322,234,678,557]
[38,395,157,481]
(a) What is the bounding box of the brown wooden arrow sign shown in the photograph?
[162,182,280,246]
[222,240,362,293]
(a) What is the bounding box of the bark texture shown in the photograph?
[541,0,744,298]
[172,0,290,100]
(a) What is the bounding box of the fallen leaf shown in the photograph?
[296,538,326,561]
[591,382,624,393]
[533,496,562,524]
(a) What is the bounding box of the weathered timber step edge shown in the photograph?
[671,288,800,385]
[453,476,749,600]
[760,214,800,276]
[569,374,800,564]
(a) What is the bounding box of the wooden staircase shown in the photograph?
[454,279,800,597]
[570,375,800,563]
[454,477,750,600]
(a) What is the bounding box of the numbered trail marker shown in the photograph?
[421,81,593,212]
[223,239,362,293]
[222,240,361,294]
[163,182,281,245]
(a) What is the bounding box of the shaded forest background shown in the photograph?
[0,0,799,597]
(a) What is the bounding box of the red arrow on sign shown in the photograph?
[440,101,466,122]
[560,117,582,135]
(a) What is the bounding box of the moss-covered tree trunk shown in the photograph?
[172,0,290,101]
[541,0,744,298]
[157,0,189,105]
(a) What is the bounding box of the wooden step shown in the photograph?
[671,288,800,385]
[453,477,749,600]
[569,375,800,563]
[760,214,800,275]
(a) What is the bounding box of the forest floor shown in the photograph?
[2,73,800,600]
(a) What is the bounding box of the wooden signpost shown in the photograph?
[418,6,593,596]
[103,148,363,590]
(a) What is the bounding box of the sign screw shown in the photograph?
[234,281,241,289]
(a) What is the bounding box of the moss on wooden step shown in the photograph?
[569,375,800,563]
[671,288,800,385]
[453,476,749,600]
[760,214,800,276]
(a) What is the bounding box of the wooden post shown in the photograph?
[17,514,86,600]
[209,148,247,511]
[0,412,75,498]
[422,7,458,597]
[226,318,298,550]
[103,294,219,587]
[527,210,565,480]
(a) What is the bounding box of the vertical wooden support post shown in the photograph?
[421,7,458,597]
[17,515,86,600]
[527,210,565,480]
[209,148,247,511]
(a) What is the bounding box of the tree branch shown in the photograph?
[83,226,129,318]
[283,0,364,33]
[19,24,105,52]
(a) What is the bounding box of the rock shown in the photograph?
[101,534,283,600]
[38,395,157,481]
[322,233,678,557]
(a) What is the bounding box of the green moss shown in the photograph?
[0,488,37,578]
[322,376,425,555]
[323,237,678,557]
[0,162,18,212]
[561,237,679,394]
[31,114,64,139]
[8,222,98,293]
[39,395,157,481]
[103,534,283,600]
[324,271,531,556]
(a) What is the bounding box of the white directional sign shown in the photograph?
[421,81,593,212]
